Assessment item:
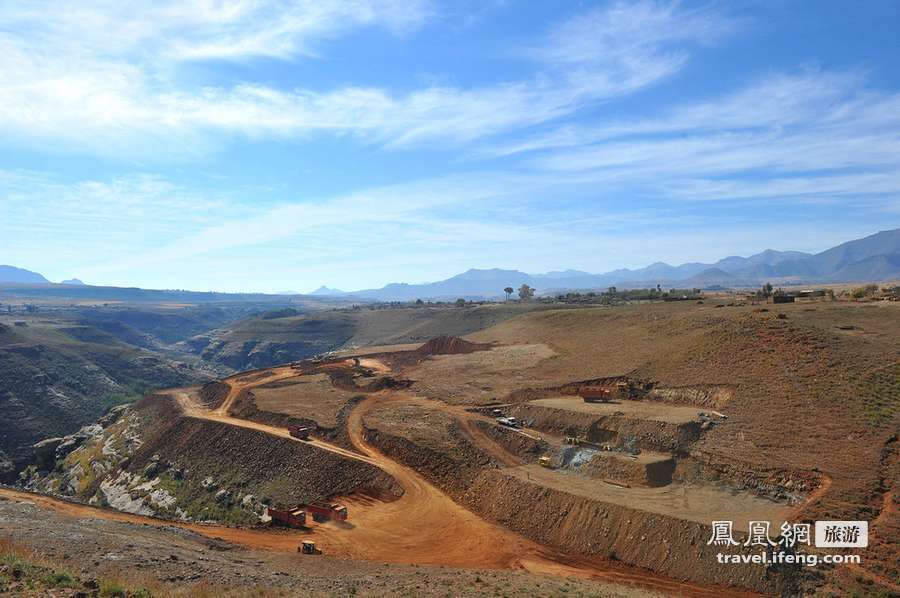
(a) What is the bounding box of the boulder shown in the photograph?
[32,437,65,470]
[0,450,14,476]
[97,405,129,428]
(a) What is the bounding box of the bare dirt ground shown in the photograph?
[408,343,558,405]
[529,396,703,424]
[251,374,359,427]
[10,298,897,595]
[4,354,748,597]
[0,495,660,597]
[504,465,792,532]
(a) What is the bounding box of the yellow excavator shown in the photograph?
[299,541,322,555]
[538,455,554,468]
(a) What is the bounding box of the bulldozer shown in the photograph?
[538,455,554,468]
[299,541,322,555]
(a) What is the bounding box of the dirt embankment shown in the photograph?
[673,452,823,503]
[197,380,231,409]
[509,403,701,453]
[362,422,495,497]
[473,420,547,463]
[132,394,401,509]
[228,388,317,431]
[508,375,637,402]
[647,385,734,409]
[414,335,493,356]
[372,335,494,369]
[228,386,367,450]
[581,452,676,488]
[461,470,803,595]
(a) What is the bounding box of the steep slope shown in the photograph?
[0,319,203,477]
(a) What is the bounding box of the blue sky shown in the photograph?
[2,0,899,293]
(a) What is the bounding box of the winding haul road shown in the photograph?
[0,360,753,597]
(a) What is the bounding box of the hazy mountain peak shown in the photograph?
[309,286,345,296]
[0,265,49,284]
[452,268,527,281]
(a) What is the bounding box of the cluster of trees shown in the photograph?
[847,284,882,299]
[501,284,534,301]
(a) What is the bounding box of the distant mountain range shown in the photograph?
[4,228,898,301]
[312,228,900,301]
[0,266,86,286]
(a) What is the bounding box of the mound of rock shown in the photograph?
[414,336,490,357]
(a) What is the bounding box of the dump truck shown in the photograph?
[496,416,519,428]
[579,387,613,403]
[538,455,553,468]
[267,506,307,528]
[303,502,348,522]
[287,424,312,440]
[299,541,322,555]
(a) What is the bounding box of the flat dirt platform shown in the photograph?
[251,374,359,426]
[530,397,702,424]
[504,464,792,532]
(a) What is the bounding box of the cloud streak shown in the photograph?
[488,70,900,203]
[0,1,731,157]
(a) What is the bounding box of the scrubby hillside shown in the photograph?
[24,391,400,524]
[182,303,551,370]
[0,319,204,477]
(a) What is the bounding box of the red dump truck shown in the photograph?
[303,503,348,522]
[267,506,307,528]
[287,424,312,440]
[579,387,613,403]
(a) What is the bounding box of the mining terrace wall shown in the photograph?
[508,403,701,453]
[461,470,802,595]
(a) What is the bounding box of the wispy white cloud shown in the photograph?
[485,70,900,203]
[0,1,732,157]
[0,1,432,62]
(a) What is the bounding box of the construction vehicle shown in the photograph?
[496,416,519,428]
[579,386,613,403]
[303,502,348,522]
[267,506,308,528]
[287,424,312,440]
[299,541,322,555]
[538,455,553,468]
